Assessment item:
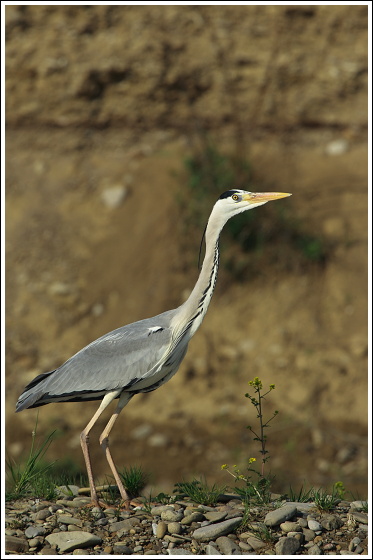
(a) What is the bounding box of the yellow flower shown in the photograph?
[269,384,276,390]
[221,464,228,470]
[249,377,263,389]
[249,457,257,463]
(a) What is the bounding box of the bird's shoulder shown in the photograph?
[74,310,176,358]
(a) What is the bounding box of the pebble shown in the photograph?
[45,531,102,553]
[247,536,266,550]
[168,521,182,534]
[192,517,242,541]
[4,492,368,555]
[302,528,316,541]
[24,525,46,538]
[275,536,300,555]
[264,503,297,526]
[113,542,134,554]
[216,535,241,555]
[325,138,349,156]
[100,185,128,209]
[280,521,301,533]
[320,514,343,531]
[351,512,368,524]
[350,501,368,511]
[156,520,167,538]
[161,509,184,522]
[57,514,82,527]
[205,543,221,554]
[307,543,322,555]
[204,511,228,522]
[5,535,29,553]
[182,511,205,524]
[307,519,322,531]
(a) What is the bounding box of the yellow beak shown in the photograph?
[243,192,292,203]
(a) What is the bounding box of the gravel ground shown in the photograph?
[4,489,368,556]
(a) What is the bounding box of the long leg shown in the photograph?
[99,392,133,506]
[80,390,120,507]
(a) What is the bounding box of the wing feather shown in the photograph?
[16,311,177,410]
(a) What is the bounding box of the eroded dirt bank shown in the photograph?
[5,4,368,496]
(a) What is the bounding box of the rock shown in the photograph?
[302,528,316,541]
[113,542,134,554]
[264,504,297,526]
[169,549,194,555]
[101,185,128,209]
[348,536,361,551]
[151,505,175,515]
[288,531,304,544]
[284,501,317,514]
[307,519,322,531]
[280,521,301,533]
[25,525,46,538]
[246,536,266,550]
[56,484,80,497]
[350,500,368,511]
[307,544,322,555]
[181,511,206,524]
[45,532,102,553]
[109,517,140,533]
[192,516,242,541]
[161,509,184,522]
[225,509,245,520]
[71,498,92,507]
[156,520,167,538]
[239,541,253,551]
[168,521,182,534]
[5,535,29,553]
[205,543,221,555]
[204,511,228,522]
[164,535,184,544]
[275,536,301,555]
[325,139,349,156]
[57,515,83,527]
[28,538,42,548]
[320,514,343,531]
[39,546,59,555]
[216,536,241,555]
[351,512,368,524]
[33,508,51,521]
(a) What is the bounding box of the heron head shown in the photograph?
[217,189,292,218]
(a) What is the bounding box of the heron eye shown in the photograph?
[232,194,239,201]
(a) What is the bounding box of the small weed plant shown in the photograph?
[6,415,57,500]
[312,486,341,512]
[287,483,314,503]
[222,377,278,505]
[173,477,226,506]
[120,465,149,498]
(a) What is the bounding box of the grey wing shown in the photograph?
[16,311,176,410]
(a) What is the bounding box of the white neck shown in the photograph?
[172,205,227,338]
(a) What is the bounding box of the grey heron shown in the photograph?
[16,189,291,507]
